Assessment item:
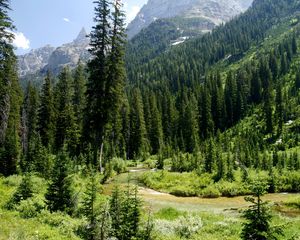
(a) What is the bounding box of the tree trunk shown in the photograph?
[99,141,104,174]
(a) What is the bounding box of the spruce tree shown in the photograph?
[109,186,141,240]
[200,86,214,138]
[21,82,39,155]
[224,72,238,126]
[73,61,86,128]
[269,52,278,80]
[291,35,297,54]
[45,151,74,215]
[0,0,22,176]
[275,84,283,135]
[149,94,164,154]
[250,69,262,103]
[241,181,283,240]
[8,174,34,208]
[37,73,55,148]
[84,0,111,170]
[82,172,100,240]
[129,88,149,159]
[295,70,300,90]
[106,0,127,158]
[204,140,216,173]
[54,67,78,154]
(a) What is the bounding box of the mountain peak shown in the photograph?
[74,27,88,44]
[126,0,253,39]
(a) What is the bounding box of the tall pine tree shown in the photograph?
[0,0,22,176]
[37,73,55,149]
[84,0,111,170]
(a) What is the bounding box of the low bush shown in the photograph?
[174,215,203,238]
[154,214,202,238]
[216,181,249,197]
[110,157,127,174]
[155,207,182,220]
[170,186,196,197]
[17,194,45,219]
[200,185,221,198]
[2,175,22,187]
[38,210,85,238]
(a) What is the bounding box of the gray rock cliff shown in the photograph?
[126,0,253,39]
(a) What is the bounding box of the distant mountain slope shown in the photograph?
[18,28,90,78]
[126,0,253,39]
[126,16,214,69]
[126,0,300,86]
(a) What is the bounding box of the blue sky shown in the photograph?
[10,0,147,55]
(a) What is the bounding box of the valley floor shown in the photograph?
[1,168,300,240]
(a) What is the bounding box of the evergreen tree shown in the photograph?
[269,52,278,80]
[129,88,149,159]
[73,61,86,128]
[45,151,74,215]
[260,61,273,134]
[26,135,51,176]
[82,172,100,240]
[275,84,283,135]
[200,86,214,138]
[109,186,123,238]
[295,70,300,90]
[106,0,127,158]
[241,181,283,240]
[109,186,141,240]
[149,94,164,154]
[291,35,297,54]
[215,153,227,182]
[280,53,288,75]
[54,67,78,154]
[204,140,216,173]
[263,86,273,134]
[21,82,39,155]
[84,0,111,170]
[224,72,237,126]
[0,0,22,176]
[250,69,262,103]
[7,174,33,208]
[37,73,55,148]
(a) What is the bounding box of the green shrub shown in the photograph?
[38,210,85,238]
[144,157,158,169]
[154,214,202,238]
[174,215,203,238]
[17,194,45,219]
[155,207,181,220]
[2,175,22,187]
[201,185,221,198]
[106,158,126,174]
[170,186,196,197]
[277,170,300,192]
[216,181,249,197]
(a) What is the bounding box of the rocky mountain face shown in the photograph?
[18,45,55,77]
[126,0,253,39]
[18,28,90,77]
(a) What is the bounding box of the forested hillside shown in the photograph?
[0,0,300,239]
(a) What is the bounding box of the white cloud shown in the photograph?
[12,32,30,50]
[63,18,71,23]
[125,5,141,24]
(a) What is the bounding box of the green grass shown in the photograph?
[1,170,300,240]
[152,207,300,240]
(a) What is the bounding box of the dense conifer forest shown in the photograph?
[0,0,300,239]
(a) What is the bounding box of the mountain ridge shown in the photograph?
[18,28,90,78]
[126,0,253,39]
